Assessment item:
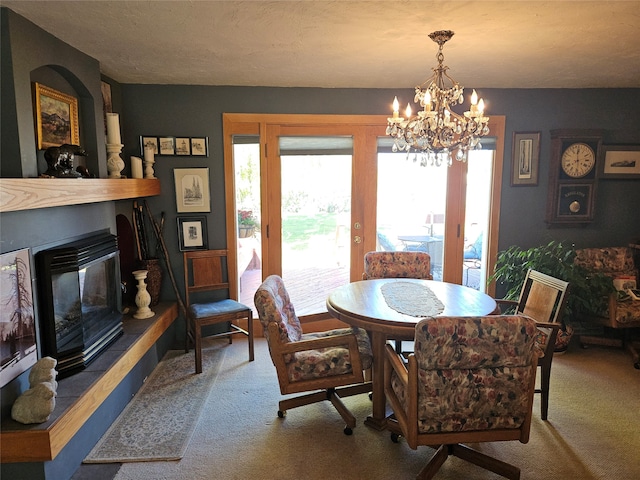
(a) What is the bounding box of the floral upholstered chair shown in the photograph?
[254,275,372,435]
[385,315,540,480]
[574,247,640,369]
[363,250,432,354]
[362,251,432,281]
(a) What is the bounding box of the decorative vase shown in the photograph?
[132,270,154,319]
[139,258,162,306]
[238,226,255,238]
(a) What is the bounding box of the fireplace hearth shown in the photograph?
[36,232,123,377]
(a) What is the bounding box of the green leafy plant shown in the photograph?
[489,240,614,324]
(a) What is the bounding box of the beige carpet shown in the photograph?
[113,337,640,479]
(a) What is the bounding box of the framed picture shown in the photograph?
[511,131,540,186]
[174,168,211,213]
[601,145,640,179]
[159,136,176,155]
[140,136,159,155]
[33,82,80,150]
[139,136,209,157]
[1,248,37,388]
[177,216,208,251]
[191,137,209,156]
[175,137,191,155]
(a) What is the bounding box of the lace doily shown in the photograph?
[381,281,445,317]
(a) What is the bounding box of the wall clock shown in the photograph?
[545,129,603,225]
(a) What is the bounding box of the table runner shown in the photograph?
[381,281,445,317]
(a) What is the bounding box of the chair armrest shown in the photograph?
[277,331,360,355]
[535,322,561,330]
[384,343,409,387]
[495,299,518,313]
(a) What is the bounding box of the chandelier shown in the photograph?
[386,30,490,166]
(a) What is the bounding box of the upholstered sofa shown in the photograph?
[574,246,640,368]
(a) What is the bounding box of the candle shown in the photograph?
[106,113,121,145]
[144,145,154,163]
[392,96,400,119]
[131,156,143,179]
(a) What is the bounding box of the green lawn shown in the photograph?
[282,213,338,249]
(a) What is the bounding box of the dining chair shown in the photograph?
[254,275,372,435]
[385,315,540,480]
[183,250,254,374]
[363,251,432,353]
[494,269,569,420]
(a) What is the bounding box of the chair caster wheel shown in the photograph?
[277,410,286,418]
[369,392,373,401]
[634,362,640,370]
[343,426,353,435]
[391,433,401,443]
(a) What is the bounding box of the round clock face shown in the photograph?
[561,142,595,178]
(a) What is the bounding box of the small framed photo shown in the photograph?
[177,216,208,251]
[33,82,80,150]
[190,137,209,156]
[140,136,159,155]
[175,137,191,155]
[511,131,540,186]
[174,168,211,213]
[601,145,640,179]
[159,136,176,156]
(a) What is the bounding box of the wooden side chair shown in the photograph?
[495,269,569,420]
[385,315,540,480]
[363,250,432,354]
[183,250,254,373]
[254,275,372,435]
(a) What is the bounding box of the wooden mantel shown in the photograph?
[0,178,161,213]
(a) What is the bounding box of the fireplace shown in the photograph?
[36,232,123,377]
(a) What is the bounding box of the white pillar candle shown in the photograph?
[106,113,121,145]
[144,145,154,163]
[131,156,143,179]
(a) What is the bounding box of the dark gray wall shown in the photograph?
[0,8,106,177]
[121,85,640,263]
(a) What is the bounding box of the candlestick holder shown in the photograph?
[132,270,154,319]
[144,156,156,179]
[106,143,125,178]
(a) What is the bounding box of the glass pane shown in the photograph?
[376,143,448,281]
[462,149,493,291]
[280,136,352,315]
[234,136,262,314]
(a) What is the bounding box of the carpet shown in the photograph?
[109,337,640,480]
[84,345,226,463]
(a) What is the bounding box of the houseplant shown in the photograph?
[489,240,614,345]
[237,209,258,238]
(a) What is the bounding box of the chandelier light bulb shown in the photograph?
[405,103,412,118]
[392,96,400,118]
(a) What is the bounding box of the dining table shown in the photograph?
[326,278,498,430]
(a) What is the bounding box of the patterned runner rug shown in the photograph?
[84,345,226,463]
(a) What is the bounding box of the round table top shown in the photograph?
[326,278,497,336]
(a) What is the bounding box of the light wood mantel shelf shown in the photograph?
[0,178,161,213]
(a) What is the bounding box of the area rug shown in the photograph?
[84,345,226,463]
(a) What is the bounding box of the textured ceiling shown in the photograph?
[3,1,640,88]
